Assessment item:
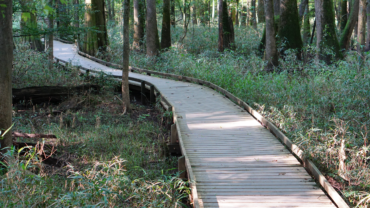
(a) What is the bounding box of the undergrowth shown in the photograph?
[4,53,190,207]
[104,23,370,207]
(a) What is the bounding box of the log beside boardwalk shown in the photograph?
[54,40,348,208]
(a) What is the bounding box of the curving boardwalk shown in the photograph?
[54,41,337,208]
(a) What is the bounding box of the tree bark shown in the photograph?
[147,0,160,56]
[366,0,370,50]
[273,0,280,16]
[222,0,234,49]
[81,0,109,56]
[357,0,366,52]
[235,0,239,25]
[191,3,197,24]
[315,0,343,63]
[122,0,131,112]
[74,0,80,39]
[218,0,224,51]
[251,0,257,29]
[265,0,278,71]
[171,0,176,26]
[0,0,13,150]
[339,0,359,50]
[48,0,54,70]
[111,0,115,21]
[298,0,307,25]
[134,0,145,50]
[302,0,310,44]
[161,0,172,49]
[257,0,265,23]
[107,0,112,21]
[278,0,303,59]
[340,0,348,33]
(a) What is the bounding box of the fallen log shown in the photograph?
[13,84,100,104]
[12,132,57,139]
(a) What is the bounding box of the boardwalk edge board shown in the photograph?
[54,40,349,208]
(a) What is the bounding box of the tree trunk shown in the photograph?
[111,0,115,21]
[339,0,359,50]
[81,0,109,56]
[298,0,307,25]
[251,0,257,29]
[278,0,303,59]
[147,0,160,56]
[257,0,265,23]
[161,0,172,49]
[340,0,348,33]
[122,0,131,112]
[74,0,80,39]
[171,0,176,26]
[191,3,197,24]
[315,0,343,63]
[218,0,224,51]
[235,0,239,25]
[273,0,280,16]
[212,0,215,22]
[366,0,370,50]
[48,0,54,70]
[107,0,112,21]
[302,0,310,44]
[0,0,13,150]
[357,0,366,52]
[222,0,234,49]
[241,6,247,26]
[264,0,278,71]
[134,0,145,50]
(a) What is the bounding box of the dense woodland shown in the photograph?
[1,0,370,207]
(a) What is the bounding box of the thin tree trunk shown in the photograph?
[134,0,145,50]
[339,0,359,50]
[122,0,131,112]
[357,0,366,52]
[340,0,348,33]
[279,0,303,59]
[191,3,197,24]
[111,0,115,21]
[74,0,80,39]
[302,0,310,44]
[298,0,307,25]
[273,0,280,16]
[235,0,239,25]
[212,0,215,22]
[257,0,265,23]
[147,0,159,56]
[20,0,43,51]
[161,0,172,49]
[315,0,343,63]
[0,0,13,150]
[265,0,278,71]
[218,0,224,51]
[48,0,54,70]
[107,0,112,21]
[366,0,370,50]
[251,0,257,29]
[171,0,176,26]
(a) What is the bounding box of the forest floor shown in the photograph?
[100,24,370,207]
[3,49,190,207]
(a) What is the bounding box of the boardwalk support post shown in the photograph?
[178,156,187,179]
[150,85,155,104]
[141,81,146,105]
[168,123,181,155]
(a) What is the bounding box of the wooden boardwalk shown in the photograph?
[54,41,338,208]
